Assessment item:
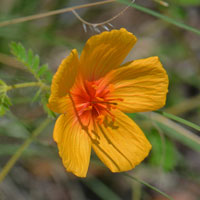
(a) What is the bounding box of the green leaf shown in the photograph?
[10,42,19,57]
[0,105,6,116]
[10,42,27,64]
[38,64,48,76]
[32,89,41,103]
[8,42,53,114]
[0,79,12,116]
[32,54,40,71]
[0,95,12,108]
[10,42,26,63]
[27,49,34,66]
[44,70,53,83]
[148,129,178,171]
[10,42,52,83]
[9,41,53,94]
[0,94,12,116]
[17,43,26,62]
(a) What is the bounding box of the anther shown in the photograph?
[96,97,104,101]
[84,105,93,111]
[91,84,98,89]
[91,101,117,105]
[97,115,105,125]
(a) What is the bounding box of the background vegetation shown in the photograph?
[0,0,199,199]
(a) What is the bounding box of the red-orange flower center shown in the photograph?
[70,78,123,126]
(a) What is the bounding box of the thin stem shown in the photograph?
[0,53,24,70]
[6,82,49,91]
[143,112,200,152]
[0,118,51,183]
[117,0,200,36]
[0,0,115,28]
[71,0,135,27]
[157,111,200,132]
[124,173,174,200]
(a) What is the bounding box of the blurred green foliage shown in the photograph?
[0,80,12,116]
[173,0,200,6]
[10,42,52,83]
[0,0,200,199]
[148,129,178,171]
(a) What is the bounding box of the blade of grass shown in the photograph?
[141,112,200,152]
[124,173,174,200]
[0,118,51,183]
[117,0,200,36]
[157,111,200,132]
[0,0,115,28]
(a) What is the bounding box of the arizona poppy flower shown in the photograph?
[48,28,168,177]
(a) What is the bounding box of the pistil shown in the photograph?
[70,79,123,127]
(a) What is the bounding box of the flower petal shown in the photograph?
[53,113,91,177]
[48,49,79,113]
[105,56,169,113]
[92,109,151,172]
[48,95,71,114]
[80,28,137,81]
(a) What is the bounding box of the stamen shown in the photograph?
[110,105,117,109]
[106,98,123,102]
[91,84,98,89]
[108,84,115,93]
[70,79,123,129]
[84,105,93,111]
[91,101,117,105]
[96,97,104,101]
[97,115,105,125]
[77,102,90,115]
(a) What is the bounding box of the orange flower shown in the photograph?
[48,28,168,177]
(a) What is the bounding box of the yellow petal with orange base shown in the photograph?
[53,113,91,177]
[105,56,169,113]
[92,109,151,172]
[48,49,79,113]
[80,28,137,81]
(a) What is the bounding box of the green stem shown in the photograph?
[142,112,200,152]
[6,81,49,91]
[124,173,174,200]
[117,0,200,36]
[157,111,200,132]
[0,118,51,183]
